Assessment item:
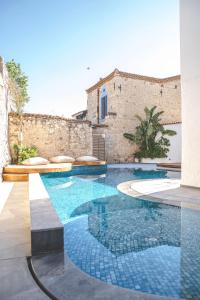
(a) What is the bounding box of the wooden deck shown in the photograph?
[3,163,72,182]
[3,163,72,174]
[156,163,181,171]
[3,161,106,182]
[73,161,106,166]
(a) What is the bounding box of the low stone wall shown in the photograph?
[9,113,93,160]
[0,58,12,180]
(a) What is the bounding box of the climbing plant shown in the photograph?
[6,59,29,113]
[6,59,29,146]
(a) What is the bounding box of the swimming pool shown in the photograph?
[41,165,200,299]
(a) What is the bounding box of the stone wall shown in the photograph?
[9,113,93,160]
[87,71,181,163]
[0,58,12,180]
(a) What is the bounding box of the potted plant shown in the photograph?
[123,106,176,163]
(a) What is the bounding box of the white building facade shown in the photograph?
[180,0,200,187]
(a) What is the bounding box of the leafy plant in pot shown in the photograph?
[123,106,176,162]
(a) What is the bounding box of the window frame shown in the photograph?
[100,95,108,120]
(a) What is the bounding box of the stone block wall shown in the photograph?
[0,58,12,180]
[9,113,93,160]
[87,72,181,163]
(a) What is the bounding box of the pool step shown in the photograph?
[3,173,28,182]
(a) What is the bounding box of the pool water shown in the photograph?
[41,166,200,300]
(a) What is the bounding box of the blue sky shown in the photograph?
[1,0,180,117]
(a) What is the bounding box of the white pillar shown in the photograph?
[180,0,200,187]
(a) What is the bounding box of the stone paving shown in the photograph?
[0,182,49,300]
[32,251,177,300]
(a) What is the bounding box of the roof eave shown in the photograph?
[86,70,181,93]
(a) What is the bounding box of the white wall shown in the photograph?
[0,57,11,181]
[180,0,200,187]
[164,123,181,163]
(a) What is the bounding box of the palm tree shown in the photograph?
[124,106,176,160]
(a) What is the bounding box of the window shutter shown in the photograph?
[101,96,108,119]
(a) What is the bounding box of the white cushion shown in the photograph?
[22,157,49,166]
[49,155,75,163]
[76,155,98,162]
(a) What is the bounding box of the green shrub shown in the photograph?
[124,106,176,161]
[13,144,38,164]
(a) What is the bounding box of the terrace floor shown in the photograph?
[0,182,49,300]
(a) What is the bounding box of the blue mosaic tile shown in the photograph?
[41,166,200,299]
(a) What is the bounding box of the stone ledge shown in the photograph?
[29,174,63,255]
[9,112,91,124]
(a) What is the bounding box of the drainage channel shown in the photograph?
[27,256,59,300]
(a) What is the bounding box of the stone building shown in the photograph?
[72,109,87,120]
[85,69,181,163]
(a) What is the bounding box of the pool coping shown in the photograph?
[29,173,64,255]
[31,250,180,300]
[118,178,200,211]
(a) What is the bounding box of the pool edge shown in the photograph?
[29,173,64,255]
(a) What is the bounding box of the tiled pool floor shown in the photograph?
[31,181,200,300]
[38,166,200,299]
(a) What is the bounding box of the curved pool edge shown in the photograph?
[30,250,179,300]
[117,179,200,211]
[117,179,182,207]
[117,179,181,207]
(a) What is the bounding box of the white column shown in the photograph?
[180,0,200,187]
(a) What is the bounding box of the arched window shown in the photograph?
[100,86,108,120]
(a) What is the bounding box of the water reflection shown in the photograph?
[71,196,181,255]
[66,197,200,299]
[42,166,197,299]
[132,168,168,179]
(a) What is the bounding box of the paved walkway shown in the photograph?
[0,182,49,300]
[0,181,13,214]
